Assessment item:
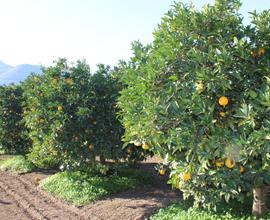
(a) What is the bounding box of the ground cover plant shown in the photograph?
[40,167,153,205]
[0,155,35,173]
[149,198,270,220]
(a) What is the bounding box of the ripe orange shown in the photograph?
[52,78,58,85]
[182,172,191,181]
[57,106,63,111]
[219,111,226,117]
[258,47,265,56]
[88,144,94,150]
[127,148,132,154]
[159,168,166,176]
[142,143,150,150]
[65,78,73,86]
[215,160,225,167]
[240,165,245,174]
[225,158,235,169]
[218,96,229,107]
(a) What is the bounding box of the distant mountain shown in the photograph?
[0,61,42,85]
[0,60,12,74]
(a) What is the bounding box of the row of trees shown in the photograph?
[0,59,148,170]
[0,0,269,217]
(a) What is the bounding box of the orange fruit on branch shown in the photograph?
[65,78,73,86]
[219,111,226,117]
[182,172,191,181]
[159,168,166,176]
[215,160,225,167]
[258,47,265,56]
[127,147,132,154]
[88,144,94,150]
[240,165,245,174]
[218,96,229,107]
[225,158,235,169]
[52,78,58,85]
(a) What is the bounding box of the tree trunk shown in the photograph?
[252,185,269,217]
[100,155,106,164]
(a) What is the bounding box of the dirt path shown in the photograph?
[0,157,180,220]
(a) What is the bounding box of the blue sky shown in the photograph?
[0,0,269,70]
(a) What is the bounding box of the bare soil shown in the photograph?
[0,156,180,220]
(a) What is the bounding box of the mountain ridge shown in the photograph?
[0,61,42,85]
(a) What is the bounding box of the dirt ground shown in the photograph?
[0,156,180,220]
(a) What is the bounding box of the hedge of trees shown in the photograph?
[0,59,147,171]
[0,85,31,154]
[0,0,269,217]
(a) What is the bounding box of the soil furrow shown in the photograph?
[81,186,180,220]
[0,155,180,220]
[16,174,97,220]
[0,172,84,220]
[0,185,33,220]
[0,179,46,220]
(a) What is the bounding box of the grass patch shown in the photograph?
[0,155,35,173]
[149,198,270,220]
[40,168,153,205]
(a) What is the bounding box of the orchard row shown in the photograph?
[0,0,269,216]
[0,61,151,170]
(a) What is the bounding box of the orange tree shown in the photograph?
[0,85,31,154]
[87,64,124,163]
[22,72,59,168]
[23,59,125,170]
[118,0,270,216]
[116,43,155,162]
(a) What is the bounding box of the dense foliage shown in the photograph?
[118,0,270,209]
[0,85,31,154]
[23,59,125,169]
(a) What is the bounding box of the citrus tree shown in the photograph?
[87,64,124,163]
[0,85,31,154]
[118,0,270,216]
[22,72,60,168]
[116,42,156,162]
[23,59,126,170]
[23,59,96,169]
